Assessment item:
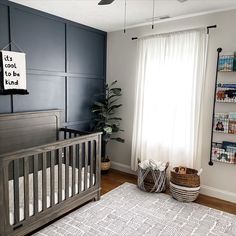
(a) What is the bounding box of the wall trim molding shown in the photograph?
[27,68,105,79]
[0,0,106,35]
[111,161,136,175]
[200,185,236,203]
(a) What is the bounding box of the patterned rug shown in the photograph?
[35,183,236,236]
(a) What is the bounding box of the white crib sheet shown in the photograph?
[8,164,95,225]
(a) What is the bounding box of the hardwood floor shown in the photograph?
[101,169,236,215]
[101,168,136,195]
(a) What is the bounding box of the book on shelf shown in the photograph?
[229,112,236,119]
[228,120,236,134]
[212,142,236,164]
[216,84,236,102]
[234,52,236,71]
[222,141,236,149]
[215,113,229,119]
[219,83,236,89]
[218,55,234,71]
[213,114,228,133]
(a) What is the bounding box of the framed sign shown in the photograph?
[0,50,29,95]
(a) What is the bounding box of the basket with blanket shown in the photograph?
[137,159,169,193]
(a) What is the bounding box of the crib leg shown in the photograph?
[94,191,101,201]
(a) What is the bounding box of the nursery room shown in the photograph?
[0,0,236,235]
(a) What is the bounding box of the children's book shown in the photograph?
[212,142,236,164]
[216,84,236,102]
[222,141,236,150]
[218,55,234,71]
[214,114,228,133]
[228,120,236,134]
[229,112,236,119]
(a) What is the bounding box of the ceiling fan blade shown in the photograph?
[98,0,115,5]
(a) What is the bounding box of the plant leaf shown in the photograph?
[107,94,121,100]
[108,117,122,120]
[109,80,117,87]
[109,98,120,106]
[108,104,122,111]
[111,137,125,143]
[104,127,112,134]
[110,88,122,95]
[92,108,102,113]
[94,101,105,107]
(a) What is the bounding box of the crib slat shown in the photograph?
[97,136,102,187]
[84,142,88,191]
[72,145,76,196]
[65,147,69,199]
[90,141,94,188]
[50,151,55,207]
[13,159,20,224]
[58,149,62,203]
[42,153,47,211]
[24,157,29,220]
[78,144,82,193]
[95,139,99,186]
[3,163,9,226]
[33,156,38,214]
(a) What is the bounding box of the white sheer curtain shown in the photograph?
[131,29,208,170]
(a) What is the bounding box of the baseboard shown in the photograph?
[111,161,136,175]
[200,185,236,203]
[111,161,236,203]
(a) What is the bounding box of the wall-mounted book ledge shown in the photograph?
[209,48,236,166]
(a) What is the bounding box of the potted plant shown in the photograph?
[92,80,125,173]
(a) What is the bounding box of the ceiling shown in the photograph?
[9,0,236,32]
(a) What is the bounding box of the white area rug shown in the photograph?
[35,183,236,236]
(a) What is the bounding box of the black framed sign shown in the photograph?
[0,50,29,95]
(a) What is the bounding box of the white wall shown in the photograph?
[107,9,236,202]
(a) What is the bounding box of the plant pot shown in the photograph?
[101,160,111,173]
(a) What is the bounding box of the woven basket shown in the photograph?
[170,167,200,188]
[101,161,111,171]
[170,182,200,202]
[137,162,169,193]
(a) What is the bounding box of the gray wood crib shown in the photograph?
[0,110,102,236]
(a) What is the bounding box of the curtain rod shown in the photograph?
[131,24,217,40]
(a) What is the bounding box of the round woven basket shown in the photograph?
[170,167,200,188]
[137,162,169,193]
[170,182,200,202]
[101,161,111,171]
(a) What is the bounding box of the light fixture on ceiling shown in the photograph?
[146,15,171,22]
[152,0,155,29]
[98,0,115,5]
[124,0,127,33]
[97,0,185,33]
[159,15,171,20]
[98,0,188,5]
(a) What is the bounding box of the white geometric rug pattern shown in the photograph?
[35,183,236,236]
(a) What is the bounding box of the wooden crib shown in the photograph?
[0,110,102,236]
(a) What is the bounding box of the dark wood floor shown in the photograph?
[101,169,236,215]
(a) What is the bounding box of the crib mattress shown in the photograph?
[9,164,95,225]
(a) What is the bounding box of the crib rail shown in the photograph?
[0,131,102,236]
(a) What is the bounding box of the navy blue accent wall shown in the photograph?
[0,0,106,131]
